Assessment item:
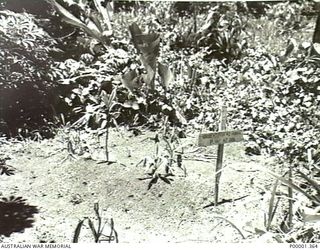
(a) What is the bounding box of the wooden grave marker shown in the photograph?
[198,105,244,206]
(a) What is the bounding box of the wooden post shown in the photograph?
[215,105,227,205]
[197,106,244,205]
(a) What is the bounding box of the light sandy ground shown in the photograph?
[0,128,282,243]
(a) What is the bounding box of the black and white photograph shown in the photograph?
[0,0,320,245]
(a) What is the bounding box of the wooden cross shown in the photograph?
[198,105,244,205]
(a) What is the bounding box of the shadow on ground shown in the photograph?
[0,196,39,237]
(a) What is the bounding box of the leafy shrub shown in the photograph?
[243,47,320,165]
[265,1,308,30]
[0,10,61,137]
[56,11,186,130]
[169,3,248,62]
[56,47,129,128]
[48,0,113,47]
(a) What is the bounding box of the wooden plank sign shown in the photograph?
[198,105,244,206]
[198,130,244,147]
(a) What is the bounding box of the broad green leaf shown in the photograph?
[129,23,143,52]
[106,88,117,111]
[138,33,159,44]
[137,34,160,55]
[141,61,156,90]
[175,109,187,125]
[100,119,107,129]
[285,38,297,57]
[158,63,173,89]
[121,70,140,92]
[48,0,104,43]
[301,41,311,49]
[123,101,140,110]
[312,43,320,56]
[199,10,215,33]
[90,12,104,33]
[93,0,113,32]
[86,19,101,34]
[140,53,157,74]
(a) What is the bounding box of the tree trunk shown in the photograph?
[313,14,320,43]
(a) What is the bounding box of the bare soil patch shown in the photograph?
[0,128,278,243]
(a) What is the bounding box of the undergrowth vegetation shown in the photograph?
[0,9,60,137]
[1,0,320,243]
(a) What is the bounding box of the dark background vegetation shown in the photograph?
[0,0,319,158]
